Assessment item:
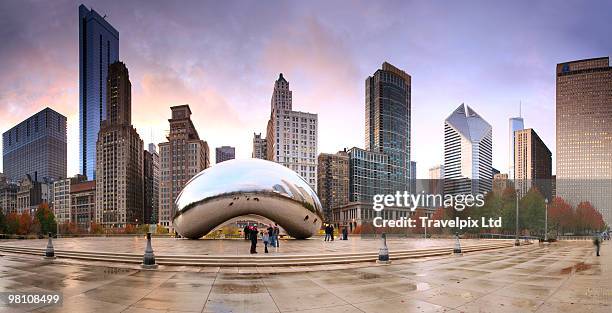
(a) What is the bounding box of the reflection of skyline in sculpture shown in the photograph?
[173,158,323,239]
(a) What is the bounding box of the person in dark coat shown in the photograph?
[342,227,348,240]
[249,226,258,254]
[330,225,335,241]
[324,225,330,241]
[594,234,602,256]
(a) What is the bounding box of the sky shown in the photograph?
[1,0,611,178]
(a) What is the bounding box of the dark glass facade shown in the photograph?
[2,108,67,183]
[79,4,119,180]
[365,62,411,194]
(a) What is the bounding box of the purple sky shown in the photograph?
[1,0,611,178]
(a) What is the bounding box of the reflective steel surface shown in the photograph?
[173,158,324,239]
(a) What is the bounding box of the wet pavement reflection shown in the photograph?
[0,241,609,312]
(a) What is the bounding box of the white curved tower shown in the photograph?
[443,104,493,195]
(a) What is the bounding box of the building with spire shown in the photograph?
[443,104,493,195]
[264,74,318,189]
[95,61,144,228]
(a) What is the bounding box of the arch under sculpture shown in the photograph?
[173,158,324,239]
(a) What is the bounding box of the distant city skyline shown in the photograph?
[2,1,612,178]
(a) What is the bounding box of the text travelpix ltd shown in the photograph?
[371,191,502,229]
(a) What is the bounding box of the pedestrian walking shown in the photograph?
[342,227,348,240]
[330,224,335,241]
[249,226,258,254]
[593,234,602,256]
[267,225,275,247]
[324,224,330,241]
[262,231,270,253]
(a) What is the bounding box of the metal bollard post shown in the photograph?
[453,232,462,256]
[141,232,158,269]
[377,233,391,264]
[44,232,56,259]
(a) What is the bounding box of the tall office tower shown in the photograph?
[366,62,411,193]
[492,173,509,195]
[79,4,119,180]
[514,128,552,198]
[2,108,67,183]
[215,146,235,163]
[70,180,96,231]
[159,105,210,228]
[144,143,160,224]
[265,74,318,189]
[95,62,144,228]
[557,57,612,225]
[317,150,350,222]
[443,104,493,195]
[509,115,524,180]
[52,175,86,224]
[252,133,267,159]
[0,174,18,215]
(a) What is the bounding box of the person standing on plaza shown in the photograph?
[262,231,270,253]
[267,225,275,247]
[249,226,258,254]
[244,225,250,240]
[324,224,330,241]
[273,223,280,248]
[342,227,348,240]
[330,224,335,241]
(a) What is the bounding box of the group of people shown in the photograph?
[324,224,349,241]
[244,224,280,254]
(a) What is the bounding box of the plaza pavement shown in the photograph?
[0,241,609,313]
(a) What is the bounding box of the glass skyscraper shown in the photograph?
[79,4,119,179]
[365,62,411,193]
[508,116,524,180]
[2,108,67,183]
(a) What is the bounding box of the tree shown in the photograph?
[548,197,573,237]
[520,188,545,235]
[17,212,32,235]
[6,212,19,234]
[156,225,169,234]
[0,211,7,234]
[90,222,105,234]
[575,202,605,234]
[34,203,57,235]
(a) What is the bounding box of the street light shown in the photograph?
[515,189,520,246]
[544,198,548,242]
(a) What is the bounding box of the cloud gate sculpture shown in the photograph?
[173,158,324,239]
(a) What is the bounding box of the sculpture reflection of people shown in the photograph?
[249,226,258,254]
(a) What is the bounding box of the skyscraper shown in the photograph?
[144,143,160,224]
[265,74,318,189]
[2,107,67,183]
[95,61,144,228]
[514,128,552,198]
[252,133,267,159]
[556,57,612,225]
[215,146,235,163]
[366,62,411,193]
[444,104,493,195]
[317,150,350,221]
[79,4,119,179]
[159,105,210,228]
[509,114,524,180]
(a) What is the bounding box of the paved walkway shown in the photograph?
[0,241,609,313]
[0,237,470,255]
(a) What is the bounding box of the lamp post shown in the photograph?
[544,198,548,242]
[515,190,520,246]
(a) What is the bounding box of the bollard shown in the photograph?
[376,233,391,264]
[453,232,462,256]
[141,232,158,269]
[44,232,56,259]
